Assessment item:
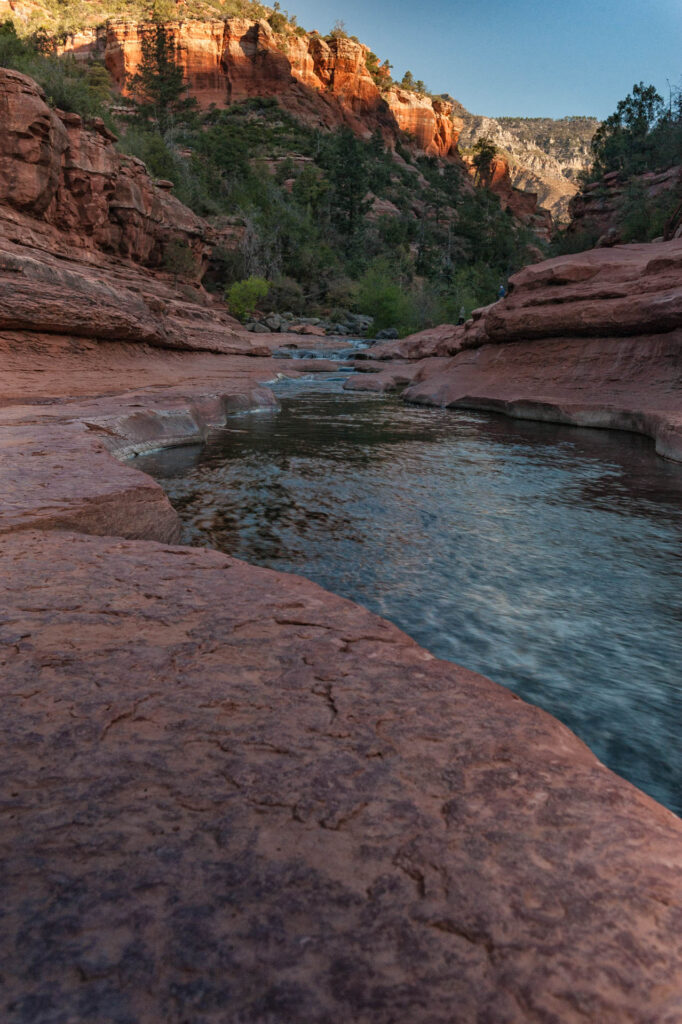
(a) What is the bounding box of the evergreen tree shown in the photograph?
[320,126,371,237]
[131,22,185,131]
[591,82,665,177]
[471,137,497,185]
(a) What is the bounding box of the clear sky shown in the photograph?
[286,0,681,119]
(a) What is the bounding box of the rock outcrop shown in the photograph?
[0,66,280,356]
[35,15,551,228]
[350,239,682,462]
[103,19,465,158]
[0,66,208,267]
[462,150,553,238]
[383,87,460,156]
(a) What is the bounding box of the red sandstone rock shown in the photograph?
[1,520,682,1022]
[0,68,280,358]
[362,323,466,361]
[384,87,460,157]
[0,67,210,269]
[462,149,553,238]
[379,239,682,461]
[0,53,681,1020]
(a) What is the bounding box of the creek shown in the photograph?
[139,372,682,814]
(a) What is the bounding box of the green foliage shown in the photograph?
[357,258,413,334]
[326,19,347,40]
[319,126,371,237]
[399,70,426,94]
[261,274,304,313]
[130,22,189,131]
[0,19,541,330]
[0,20,113,119]
[267,10,287,32]
[549,226,600,257]
[588,81,682,180]
[619,179,682,242]
[471,136,497,184]
[226,276,270,319]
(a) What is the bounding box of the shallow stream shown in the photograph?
[139,374,682,814]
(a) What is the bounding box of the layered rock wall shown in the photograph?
[0,66,272,356]
[63,19,463,156]
[0,66,208,266]
[350,239,682,462]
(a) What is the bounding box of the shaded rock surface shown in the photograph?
[568,164,682,243]
[0,67,284,357]
[349,239,682,462]
[1,255,682,1021]
[2,521,682,1023]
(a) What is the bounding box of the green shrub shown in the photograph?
[357,258,413,335]
[226,276,270,320]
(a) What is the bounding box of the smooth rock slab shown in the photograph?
[1,530,681,1023]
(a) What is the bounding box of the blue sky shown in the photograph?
[286,0,681,119]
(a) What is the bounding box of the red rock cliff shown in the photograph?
[64,18,460,154]
[0,65,208,267]
[0,66,269,356]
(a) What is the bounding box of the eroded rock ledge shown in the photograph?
[348,238,682,463]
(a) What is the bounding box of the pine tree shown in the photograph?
[131,22,185,132]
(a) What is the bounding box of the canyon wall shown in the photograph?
[1,61,682,1022]
[458,114,598,221]
[62,18,461,156]
[0,66,270,356]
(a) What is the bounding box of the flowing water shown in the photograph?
[139,374,682,814]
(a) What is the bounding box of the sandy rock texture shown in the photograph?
[1,266,682,1024]
[0,67,208,267]
[350,239,682,462]
[2,525,682,1024]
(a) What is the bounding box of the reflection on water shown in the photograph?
[139,383,682,814]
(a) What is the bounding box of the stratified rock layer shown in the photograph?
[350,239,682,462]
[458,114,598,222]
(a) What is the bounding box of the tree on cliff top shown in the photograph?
[590,82,666,177]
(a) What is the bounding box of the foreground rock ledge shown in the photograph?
[2,527,682,1023]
